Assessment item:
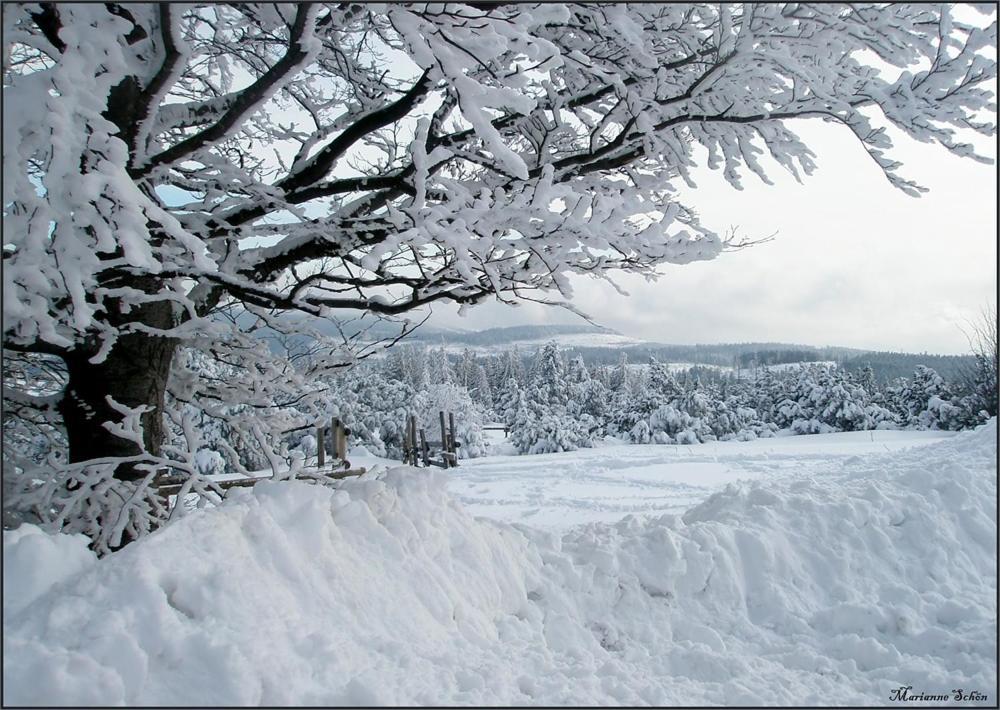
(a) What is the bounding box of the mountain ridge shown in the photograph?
[241,312,974,382]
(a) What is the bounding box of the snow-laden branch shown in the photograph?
[6,3,993,359]
[1,4,995,531]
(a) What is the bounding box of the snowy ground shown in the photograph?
[436,429,957,529]
[4,423,996,706]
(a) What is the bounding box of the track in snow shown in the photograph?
[446,429,956,529]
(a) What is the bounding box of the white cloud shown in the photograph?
[427,120,996,355]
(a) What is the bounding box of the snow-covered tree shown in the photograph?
[489,349,525,396]
[3,4,995,547]
[511,409,591,455]
[493,376,523,429]
[511,342,590,453]
[770,365,829,433]
[891,365,965,430]
[526,342,569,408]
[384,345,430,391]
[470,364,494,413]
[454,349,477,390]
[608,353,631,393]
[425,347,452,385]
[327,365,415,458]
[805,367,872,431]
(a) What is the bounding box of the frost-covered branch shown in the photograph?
[2,2,995,548]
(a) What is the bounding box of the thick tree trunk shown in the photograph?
[58,320,177,477]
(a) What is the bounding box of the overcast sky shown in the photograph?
[421,117,997,355]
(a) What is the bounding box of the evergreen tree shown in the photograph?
[428,348,454,385]
[510,342,590,453]
[384,344,430,391]
[566,356,591,385]
[494,377,523,428]
[893,366,961,430]
[526,342,569,409]
[456,349,478,389]
[647,359,684,401]
[471,365,494,414]
[608,353,630,392]
[328,365,416,458]
[813,367,872,431]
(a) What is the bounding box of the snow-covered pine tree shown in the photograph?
[511,342,590,454]
[564,356,605,437]
[384,344,430,391]
[953,305,998,427]
[648,359,684,402]
[493,349,526,392]
[903,366,965,430]
[613,358,681,442]
[807,366,873,432]
[528,342,570,409]
[771,365,827,434]
[608,353,630,393]
[324,364,414,458]
[471,364,494,414]
[566,356,590,386]
[428,348,454,386]
[751,366,783,424]
[455,349,478,390]
[855,365,879,393]
[492,350,528,427]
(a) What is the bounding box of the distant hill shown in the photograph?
[411,323,622,346]
[238,311,975,384]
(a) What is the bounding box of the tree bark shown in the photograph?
[58,304,177,477]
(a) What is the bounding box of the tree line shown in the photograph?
[307,340,996,459]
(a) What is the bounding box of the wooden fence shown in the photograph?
[401,411,459,468]
[155,417,366,499]
[156,409,472,504]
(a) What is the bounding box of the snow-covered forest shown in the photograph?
[8,337,994,503]
[350,343,996,450]
[3,2,997,706]
[305,340,997,460]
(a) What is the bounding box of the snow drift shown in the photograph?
[4,422,996,706]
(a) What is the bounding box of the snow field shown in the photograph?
[3,421,996,705]
[445,427,957,529]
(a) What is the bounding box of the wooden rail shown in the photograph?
[155,467,368,497]
[155,416,363,501]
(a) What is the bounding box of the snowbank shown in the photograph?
[3,525,96,619]
[3,422,996,706]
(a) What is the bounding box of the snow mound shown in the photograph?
[3,524,96,619]
[4,421,996,706]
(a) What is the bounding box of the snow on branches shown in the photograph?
[4,3,995,352]
[1,3,996,547]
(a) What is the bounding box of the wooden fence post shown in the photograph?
[316,426,325,468]
[401,416,409,464]
[330,416,338,456]
[409,415,418,465]
[438,411,449,468]
[399,416,407,464]
[334,418,348,466]
[419,428,430,466]
[448,412,459,467]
